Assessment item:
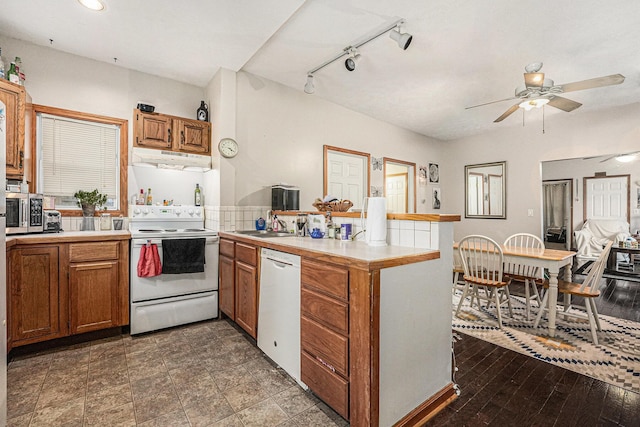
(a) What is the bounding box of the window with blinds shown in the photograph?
[37,113,120,210]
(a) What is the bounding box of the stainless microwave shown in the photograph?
[6,193,45,234]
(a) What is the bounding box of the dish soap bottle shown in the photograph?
[194,183,202,206]
[146,188,152,205]
[272,215,280,232]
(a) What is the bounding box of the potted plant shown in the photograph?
[73,189,108,217]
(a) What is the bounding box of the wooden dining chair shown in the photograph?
[455,235,513,328]
[452,247,467,295]
[534,241,613,345]
[503,233,545,320]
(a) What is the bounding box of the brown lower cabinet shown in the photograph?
[7,237,130,351]
[300,258,350,420]
[218,238,259,338]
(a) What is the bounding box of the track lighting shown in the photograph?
[389,27,413,50]
[303,17,412,94]
[344,48,360,72]
[304,74,315,94]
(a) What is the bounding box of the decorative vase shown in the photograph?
[81,204,96,231]
[197,100,208,122]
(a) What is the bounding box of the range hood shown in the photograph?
[131,147,212,171]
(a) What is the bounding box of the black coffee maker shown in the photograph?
[271,185,299,211]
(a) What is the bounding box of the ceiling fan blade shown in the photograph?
[494,103,520,122]
[600,151,640,163]
[524,72,544,88]
[465,96,518,109]
[559,74,625,93]
[547,96,582,112]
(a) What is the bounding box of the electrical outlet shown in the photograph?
[527,209,534,217]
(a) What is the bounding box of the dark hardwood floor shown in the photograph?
[436,268,640,426]
[428,332,640,426]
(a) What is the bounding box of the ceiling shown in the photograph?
[2,0,639,141]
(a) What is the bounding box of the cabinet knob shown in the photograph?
[181,130,185,145]
[167,128,172,144]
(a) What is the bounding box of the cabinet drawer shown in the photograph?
[301,351,349,420]
[236,242,257,266]
[301,259,348,301]
[301,288,348,335]
[301,316,348,378]
[219,239,235,258]
[69,242,119,262]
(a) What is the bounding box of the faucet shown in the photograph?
[266,210,273,231]
[277,218,288,232]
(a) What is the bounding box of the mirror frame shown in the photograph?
[323,145,370,208]
[464,161,507,219]
[383,157,416,213]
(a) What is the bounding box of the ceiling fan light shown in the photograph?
[519,98,549,110]
[304,74,315,94]
[389,29,413,50]
[78,0,105,11]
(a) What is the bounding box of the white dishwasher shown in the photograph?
[258,248,305,388]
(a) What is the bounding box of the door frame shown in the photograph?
[583,174,630,223]
[542,178,574,250]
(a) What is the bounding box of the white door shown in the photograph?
[327,151,367,209]
[386,173,407,213]
[585,176,628,221]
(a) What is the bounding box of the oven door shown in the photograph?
[130,235,219,302]
[6,193,28,234]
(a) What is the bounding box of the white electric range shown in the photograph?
[129,205,219,334]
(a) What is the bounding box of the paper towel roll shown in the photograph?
[366,197,387,246]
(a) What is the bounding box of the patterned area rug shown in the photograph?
[452,291,640,394]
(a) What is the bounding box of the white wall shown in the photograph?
[443,102,640,243]
[234,71,444,213]
[0,35,208,206]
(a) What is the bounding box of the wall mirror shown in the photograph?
[323,145,370,210]
[383,158,416,213]
[465,161,506,219]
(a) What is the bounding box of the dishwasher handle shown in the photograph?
[265,257,295,268]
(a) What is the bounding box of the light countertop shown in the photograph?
[7,230,131,247]
[219,231,439,270]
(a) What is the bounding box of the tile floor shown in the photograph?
[7,319,348,427]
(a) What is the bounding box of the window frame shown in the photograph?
[31,104,128,217]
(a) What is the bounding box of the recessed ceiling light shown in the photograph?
[78,0,105,11]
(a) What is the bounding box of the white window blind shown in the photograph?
[38,113,120,209]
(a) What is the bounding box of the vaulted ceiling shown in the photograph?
[2,0,639,141]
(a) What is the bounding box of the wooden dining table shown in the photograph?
[454,242,576,338]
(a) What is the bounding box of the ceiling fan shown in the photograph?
[466,63,625,123]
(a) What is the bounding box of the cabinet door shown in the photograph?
[133,109,173,150]
[10,246,62,343]
[69,260,119,334]
[0,80,25,178]
[235,260,258,338]
[219,254,235,319]
[175,119,210,154]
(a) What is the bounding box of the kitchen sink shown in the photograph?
[233,230,294,238]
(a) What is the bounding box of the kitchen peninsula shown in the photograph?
[219,214,458,427]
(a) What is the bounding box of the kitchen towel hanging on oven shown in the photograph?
[137,242,162,277]
[162,238,206,274]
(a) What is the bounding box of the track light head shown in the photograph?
[304,74,315,94]
[344,48,360,72]
[389,28,412,50]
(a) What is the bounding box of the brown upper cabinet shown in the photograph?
[1,79,29,179]
[133,108,211,155]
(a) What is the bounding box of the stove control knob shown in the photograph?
[195,210,201,217]
[175,209,182,215]
[133,208,141,215]
[188,209,194,216]
[142,208,149,215]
